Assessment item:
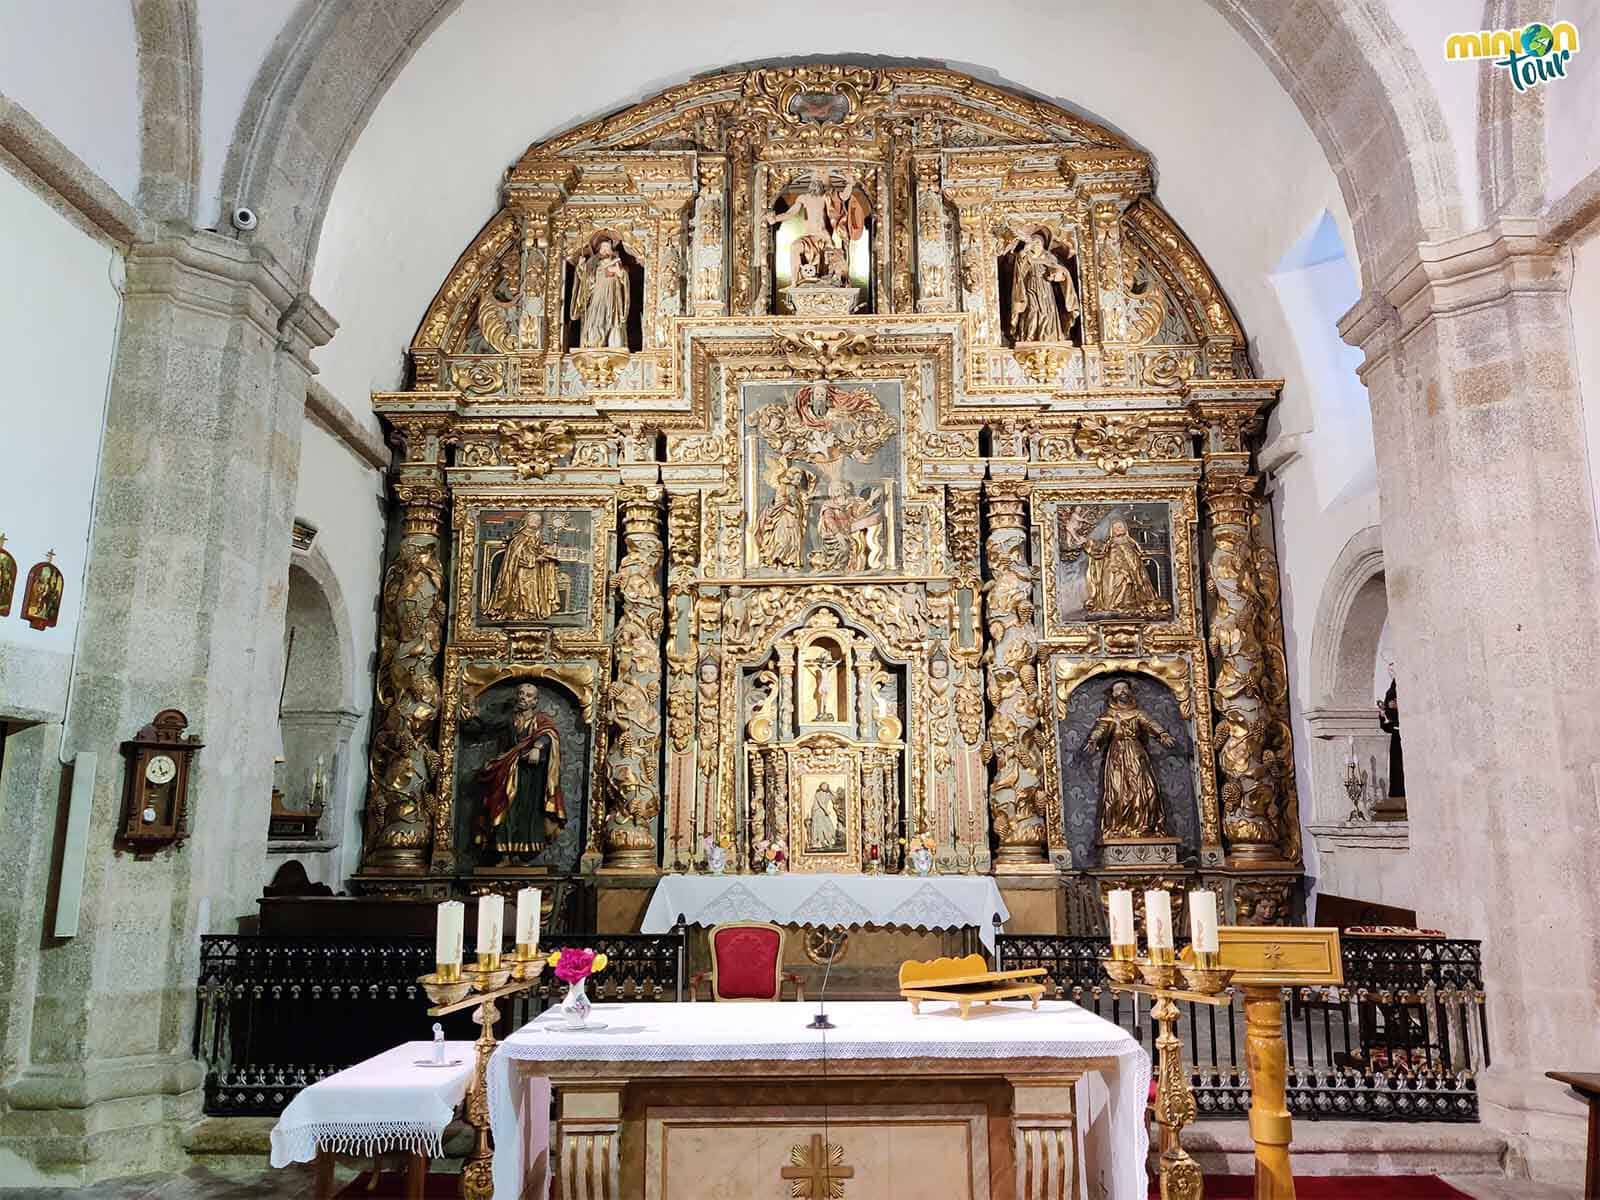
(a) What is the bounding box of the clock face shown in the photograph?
[145,754,177,786]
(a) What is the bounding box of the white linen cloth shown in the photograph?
[640,872,1011,952]
[487,999,1149,1200]
[268,1041,475,1168]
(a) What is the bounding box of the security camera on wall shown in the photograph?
[231,207,258,232]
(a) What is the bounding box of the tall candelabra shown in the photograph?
[1343,755,1370,823]
[419,945,544,1199]
[1102,942,1234,1200]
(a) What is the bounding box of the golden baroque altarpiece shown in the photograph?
[360,65,1303,925]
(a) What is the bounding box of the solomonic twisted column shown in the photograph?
[982,480,1050,869]
[602,486,665,870]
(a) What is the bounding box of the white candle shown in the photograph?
[1346,736,1356,764]
[435,900,464,967]
[476,893,504,956]
[1189,890,1219,954]
[1107,889,1136,947]
[1144,889,1174,949]
[515,887,541,947]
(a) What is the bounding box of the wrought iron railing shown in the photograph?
[995,932,1488,1122]
[195,931,685,1116]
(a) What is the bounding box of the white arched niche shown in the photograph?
[268,533,362,890]
[1303,525,1413,911]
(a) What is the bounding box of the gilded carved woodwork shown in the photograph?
[365,63,1304,897]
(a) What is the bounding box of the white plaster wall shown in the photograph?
[290,419,387,883]
[195,1,300,229]
[1545,0,1600,206]
[0,165,123,720]
[0,1,140,202]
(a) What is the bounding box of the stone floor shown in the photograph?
[0,1167,1582,1199]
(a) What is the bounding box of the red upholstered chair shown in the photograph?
[689,922,806,1002]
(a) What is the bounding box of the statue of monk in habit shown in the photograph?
[571,235,630,348]
[487,513,563,621]
[1089,680,1177,840]
[1009,230,1078,343]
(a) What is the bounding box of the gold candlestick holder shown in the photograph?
[1103,952,1235,1200]
[417,955,544,1200]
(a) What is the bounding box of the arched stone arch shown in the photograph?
[132,0,200,224]
[1304,525,1393,825]
[1206,0,1466,284]
[274,541,362,849]
[1476,0,1549,218]
[223,2,1462,293]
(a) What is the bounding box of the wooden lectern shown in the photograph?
[1217,926,1343,1200]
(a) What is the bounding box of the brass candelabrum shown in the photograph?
[1343,757,1371,823]
[418,945,545,1200]
[1101,945,1235,1200]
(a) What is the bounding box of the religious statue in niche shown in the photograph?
[766,171,871,313]
[21,552,64,630]
[1054,502,1173,622]
[478,509,592,627]
[461,682,567,864]
[806,781,846,853]
[800,640,847,726]
[1004,229,1079,345]
[1088,681,1178,839]
[745,380,900,576]
[569,232,636,350]
[1377,662,1405,805]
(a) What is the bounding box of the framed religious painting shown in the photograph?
[455,493,614,643]
[786,752,862,873]
[1036,488,1198,638]
[741,379,903,578]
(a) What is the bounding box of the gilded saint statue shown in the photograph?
[765,172,867,287]
[1009,231,1078,343]
[571,235,631,349]
[1084,520,1166,616]
[814,481,885,572]
[754,458,816,568]
[1089,681,1177,840]
[487,513,564,621]
[464,683,566,864]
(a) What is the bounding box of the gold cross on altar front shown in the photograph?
[783,1134,854,1198]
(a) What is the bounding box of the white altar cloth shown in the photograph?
[640,871,1011,952]
[487,999,1149,1200]
[268,1041,475,1168]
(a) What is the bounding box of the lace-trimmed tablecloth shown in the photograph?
[640,872,1011,951]
[268,1040,475,1168]
[487,999,1149,1200]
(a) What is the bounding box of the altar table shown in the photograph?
[269,1040,475,1197]
[487,999,1149,1200]
[640,872,1011,952]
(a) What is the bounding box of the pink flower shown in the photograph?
[551,947,597,984]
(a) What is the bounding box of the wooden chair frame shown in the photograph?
[689,921,806,1002]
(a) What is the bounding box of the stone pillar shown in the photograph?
[0,231,334,1184]
[1341,219,1600,1181]
[361,418,448,875]
[601,485,664,872]
[982,479,1050,871]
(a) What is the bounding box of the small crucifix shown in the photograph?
[782,1133,854,1199]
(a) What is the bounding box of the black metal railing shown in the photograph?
[195,931,685,1116]
[995,931,1488,1122]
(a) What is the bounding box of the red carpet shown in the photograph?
[1149,1178,1471,1199]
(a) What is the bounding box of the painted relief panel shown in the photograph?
[1056,672,1198,869]
[454,676,589,872]
[476,509,595,627]
[743,380,902,576]
[1051,501,1174,623]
